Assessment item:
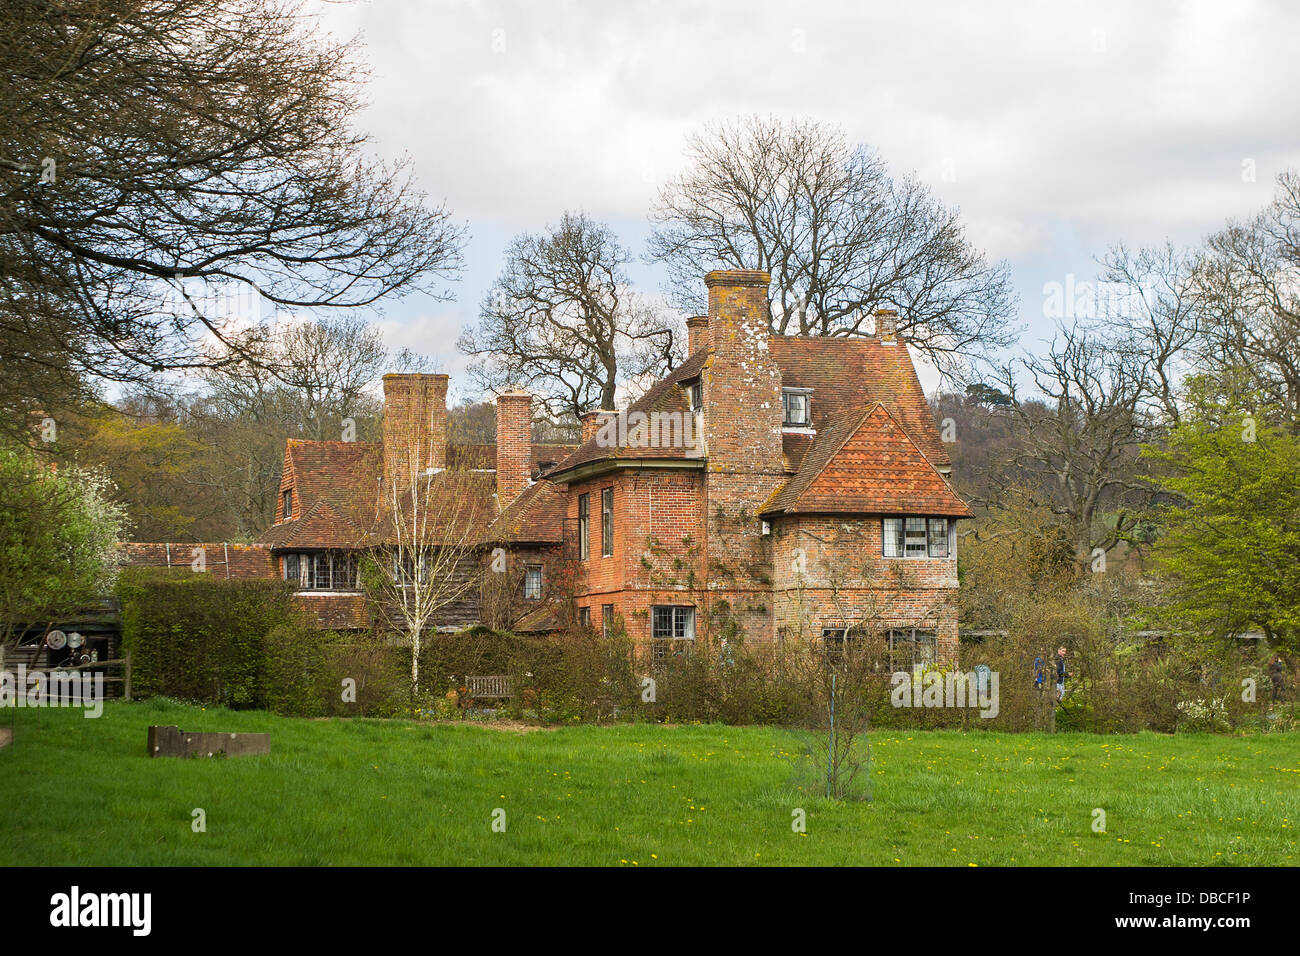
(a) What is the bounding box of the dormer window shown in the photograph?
[782,389,812,427]
[688,382,703,411]
[282,489,293,520]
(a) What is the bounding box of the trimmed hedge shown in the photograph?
[118,568,301,708]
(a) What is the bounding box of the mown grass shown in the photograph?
[1,699,1296,866]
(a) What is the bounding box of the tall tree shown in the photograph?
[0,0,464,439]
[460,212,676,419]
[649,115,1015,380]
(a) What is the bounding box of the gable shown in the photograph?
[762,403,971,517]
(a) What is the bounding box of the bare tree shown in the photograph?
[460,212,677,419]
[0,0,464,438]
[1100,242,1203,427]
[364,447,493,697]
[1194,170,1300,428]
[649,115,1015,380]
[986,323,1157,567]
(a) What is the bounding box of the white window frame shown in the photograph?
[883,517,953,559]
[651,605,696,640]
[523,564,543,600]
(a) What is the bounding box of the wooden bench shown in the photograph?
[466,675,513,701]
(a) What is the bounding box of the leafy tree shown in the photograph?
[0,447,126,643]
[1143,382,1300,651]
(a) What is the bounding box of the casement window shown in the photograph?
[284,551,359,591]
[601,604,614,637]
[821,626,869,663]
[579,606,591,628]
[578,493,590,560]
[651,605,696,640]
[883,517,953,558]
[282,489,293,520]
[523,565,543,600]
[782,389,812,426]
[887,628,937,671]
[601,487,613,557]
[687,382,703,411]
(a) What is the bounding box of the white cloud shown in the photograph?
[306,0,1300,392]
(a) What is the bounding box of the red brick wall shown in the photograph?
[567,469,708,641]
[495,391,532,508]
[769,515,959,661]
[382,373,448,483]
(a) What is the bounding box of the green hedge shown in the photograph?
[118,568,417,716]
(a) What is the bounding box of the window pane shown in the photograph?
[652,606,672,639]
[905,517,927,556]
[524,566,542,600]
[928,518,949,557]
[601,488,613,557]
[578,494,589,559]
[883,518,904,557]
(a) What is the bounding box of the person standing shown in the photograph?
[1269,655,1287,703]
[1055,647,1069,703]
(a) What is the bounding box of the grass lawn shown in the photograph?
[1,698,1297,866]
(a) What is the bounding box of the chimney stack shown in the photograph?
[496,390,533,508]
[382,373,448,484]
[580,409,615,444]
[875,308,899,344]
[686,315,710,355]
[702,269,783,475]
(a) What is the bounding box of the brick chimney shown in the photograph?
[496,390,532,507]
[580,409,615,444]
[703,269,783,475]
[382,373,448,484]
[875,308,899,344]
[686,315,710,355]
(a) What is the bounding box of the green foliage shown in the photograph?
[0,446,125,641]
[1143,386,1300,651]
[117,568,300,708]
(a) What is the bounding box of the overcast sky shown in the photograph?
[306,0,1300,402]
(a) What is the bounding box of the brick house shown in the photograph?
[120,268,970,665]
[529,269,973,666]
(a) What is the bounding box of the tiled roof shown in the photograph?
[260,439,571,549]
[547,350,709,476]
[482,479,566,545]
[117,542,276,577]
[295,592,369,630]
[762,403,972,517]
[448,443,576,473]
[262,441,383,550]
[548,334,950,478]
[767,336,950,469]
